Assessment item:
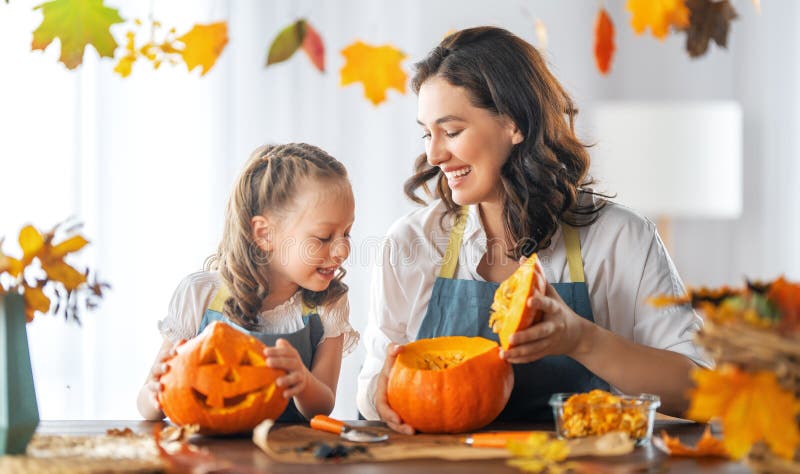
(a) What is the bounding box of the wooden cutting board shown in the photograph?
[258,423,511,464]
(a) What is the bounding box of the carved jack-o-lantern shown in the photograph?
[159,321,288,434]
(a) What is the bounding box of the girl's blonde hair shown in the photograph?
[205,143,350,329]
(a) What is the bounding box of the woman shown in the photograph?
[356,26,709,434]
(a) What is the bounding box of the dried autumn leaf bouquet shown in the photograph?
[0,220,108,323]
[652,278,800,469]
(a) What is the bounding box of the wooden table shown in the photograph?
[36,419,752,473]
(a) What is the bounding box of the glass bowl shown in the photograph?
[549,391,660,447]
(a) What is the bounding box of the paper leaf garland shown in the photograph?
[31,0,124,69]
[266,19,325,72]
[178,22,229,76]
[340,41,406,106]
[683,0,738,58]
[593,8,616,75]
[626,0,690,40]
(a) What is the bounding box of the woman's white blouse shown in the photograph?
[356,198,711,419]
[158,271,359,355]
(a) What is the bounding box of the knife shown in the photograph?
[310,415,389,443]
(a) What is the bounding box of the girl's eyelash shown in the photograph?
[421,132,431,140]
[316,235,332,243]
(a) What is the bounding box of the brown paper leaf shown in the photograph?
[683,0,738,58]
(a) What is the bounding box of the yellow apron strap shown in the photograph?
[300,299,317,316]
[208,283,231,313]
[438,206,469,279]
[562,224,585,283]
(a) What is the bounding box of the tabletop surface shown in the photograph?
[33,419,752,473]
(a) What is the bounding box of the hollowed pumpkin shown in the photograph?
[159,321,288,434]
[489,253,547,349]
[387,336,513,434]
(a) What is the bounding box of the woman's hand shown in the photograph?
[500,262,591,364]
[374,343,415,435]
[265,339,310,399]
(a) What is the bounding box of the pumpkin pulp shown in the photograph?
[489,253,546,349]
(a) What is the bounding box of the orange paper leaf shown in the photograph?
[687,365,800,459]
[178,22,229,76]
[340,41,407,106]
[31,0,124,69]
[593,8,616,75]
[626,0,690,40]
[768,277,800,333]
[660,426,728,457]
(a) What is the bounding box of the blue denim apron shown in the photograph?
[417,207,610,421]
[198,285,324,422]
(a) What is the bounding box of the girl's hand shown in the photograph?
[374,343,415,435]
[265,339,309,399]
[500,269,590,364]
[139,339,183,420]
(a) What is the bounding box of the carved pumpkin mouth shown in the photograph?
[191,388,256,408]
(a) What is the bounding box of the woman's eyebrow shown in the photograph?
[416,115,466,126]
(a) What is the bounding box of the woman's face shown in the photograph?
[417,76,522,206]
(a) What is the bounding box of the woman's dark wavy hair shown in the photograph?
[404,26,609,257]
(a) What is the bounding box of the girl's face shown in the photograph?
[264,179,355,293]
[417,76,523,206]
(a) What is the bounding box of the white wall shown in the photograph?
[1,0,797,420]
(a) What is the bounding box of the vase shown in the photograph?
[0,293,39,455]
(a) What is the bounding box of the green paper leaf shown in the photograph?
[266,19,306,66]
[31,0,124,70]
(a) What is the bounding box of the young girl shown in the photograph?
[138,142,359,422]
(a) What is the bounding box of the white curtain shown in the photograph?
[1,0,797,420]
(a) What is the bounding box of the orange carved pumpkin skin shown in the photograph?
[387,336,514,434]
[489,253,547,350]
[159,321,289,434]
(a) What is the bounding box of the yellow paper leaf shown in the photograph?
[626,0,690,40]
[340,41,407,106]
[31,0,124,69]
[178,22,229,76]
[23,286,51,322]
[18,225,44,262]
[43,260,87,291]
[687,366,800,459]
[51,235,89,258]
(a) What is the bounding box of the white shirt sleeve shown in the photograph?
[318,295,360,355]
[579,203,712,368]
[356,235,422,420]
[157,271,220,342]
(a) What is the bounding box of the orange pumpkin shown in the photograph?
[489,253,546,349]
[159,321,288,434]
[387,336,513,433]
